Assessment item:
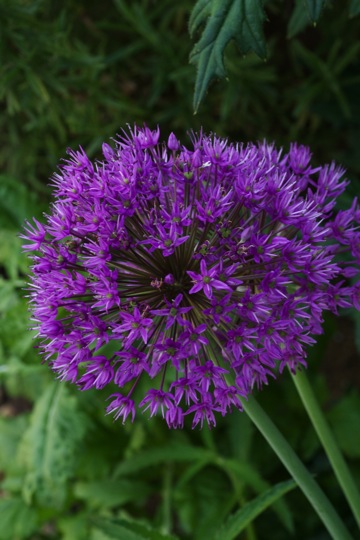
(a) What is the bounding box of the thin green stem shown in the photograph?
[241,395,354,540]
[290,368,360,528]
[161,464,172,535]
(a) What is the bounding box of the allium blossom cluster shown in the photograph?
[23,126,360,428]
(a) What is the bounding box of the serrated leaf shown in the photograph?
[0,497,38,540]
[349,0,360,16]
[189,0,266,112]
[115,444,214,477]
[92,517,178,540]
[214,479,297,540]
[304,0,326,22]
[188,0,212,37]
[288,0,312,38]
[19,383,88,508]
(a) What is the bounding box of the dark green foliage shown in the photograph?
[303,0,328,22]
[19,384,89,508]
[189,0,266,112]
[350,0,360,16]
[0,497,38,540]
[189,0,358,111]
[1,0,360,539]
[328,392,360,459]
[214,479,296,540]
[92,517,178,540]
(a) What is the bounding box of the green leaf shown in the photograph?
[291,40,351,118]
[92,517,178,540]
[0,279,21,313]
[0,415,28,476]
[304,0,326,22]
[25,70,51,103]
[219,458,294,533]
[0,230,29,280]
[214,479,297,540]
[221,458,270,492]
[18,383,88,508]
[189,0,212,37]
[0,297,35,360]
[0,497,38,540]
[0,175,42,229]
[349,0,360,16]
[189,0,266,112]
[74,479,152,508]
[287,0,312,38]
[115,444,214,477]
[58,513,90,540]
[175,458,214,490]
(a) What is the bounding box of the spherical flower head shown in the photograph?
[23,126,360,429]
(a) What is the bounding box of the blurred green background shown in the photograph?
[0,1,360,539]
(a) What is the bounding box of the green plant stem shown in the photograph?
[161,464,172,535]
[241,396,353,540]
[290,368,360,528]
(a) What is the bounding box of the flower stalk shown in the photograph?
[290,368,360,528]
[241,396,354,540]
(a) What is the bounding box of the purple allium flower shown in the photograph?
[23,126,360,428]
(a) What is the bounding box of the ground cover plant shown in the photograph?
[1,1,360,539]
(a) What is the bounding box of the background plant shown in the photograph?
[0,1,360,539]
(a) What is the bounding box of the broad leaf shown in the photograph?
[0,497,38,540]
[214,479,297,540]
[19,383,88,508]
[189,0,266,111]
[74,479,152,508]
[0,415,28,476]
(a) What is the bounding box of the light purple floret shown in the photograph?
[22,126,360,428]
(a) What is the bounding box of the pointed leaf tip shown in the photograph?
[189,0,266,111]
